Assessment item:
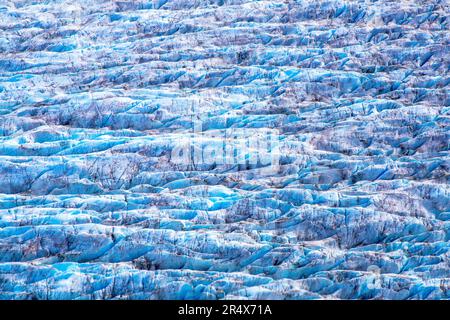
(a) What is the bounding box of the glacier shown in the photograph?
[0,0,449,300]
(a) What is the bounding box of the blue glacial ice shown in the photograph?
[0,0,449,300]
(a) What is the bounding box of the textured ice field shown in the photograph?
[0,0,449,299]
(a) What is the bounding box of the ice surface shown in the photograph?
[0,0,449,299]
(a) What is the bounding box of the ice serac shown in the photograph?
[0,0,449,300]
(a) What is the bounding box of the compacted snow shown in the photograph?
[0,0,449,299]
